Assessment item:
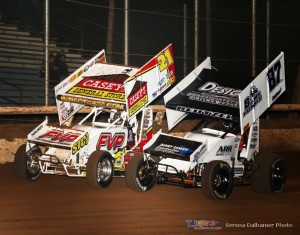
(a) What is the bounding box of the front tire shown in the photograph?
[251,153,286,194]
[125,153,157,192]
[202,161,234,200]
[14,144,41,181]
[86,150,114,189]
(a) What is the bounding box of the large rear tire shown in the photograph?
[202,161,233,200]
[251,153,286,194]
[14,144,41,181]
[125,153,156,192]
[86,150,114,189]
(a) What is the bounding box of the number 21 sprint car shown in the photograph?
[126,52,286,200]
[13,44,176,188]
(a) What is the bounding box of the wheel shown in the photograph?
[201,161,233,200]
[86,150,114,189]
[14,144,41,181]
[125,153,157,192]
[251,153,286,194]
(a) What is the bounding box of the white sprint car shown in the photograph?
[126,52,286,200]
[14,44,176,188]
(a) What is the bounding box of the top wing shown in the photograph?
[55,44,176,125]
[164,58,252,131]
[124,44,175,119]
[164,52,285,133]
[239,52,285,134]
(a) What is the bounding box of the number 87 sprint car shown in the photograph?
[13,44,176,188]
[126,52,286,200]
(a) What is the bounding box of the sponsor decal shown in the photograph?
[68,87,125,102]
[243,85,262,117]
[128,83,147,107]
[234,167,244,174]
[250,134,258,149]
[83,60,96,73]
[158,77,166,87]
[76,78,124,93]
[72,133,89,154]
[31,123,44,136]
[61,105,74,121]
[267,59,282,92]
[145,109,151,116]
[97,132,125,150]
[176,106,233,120]
[199,82,242,97]
[57,95,125,110]
[186,220,222,230]
[216,145,232,156]
[129,96,148,116]
[272,88,282,101]
[38,130,81,145]
[128,83,148,116]
[67,78,125,102]
[154,143,193,156]
[84,65,89,72]
[166,71,175,86]
[89,60,95,67]
[95,53,106,63]
[187,92,239,108]
[250,144,256,149]
[193,144,207,162]
[158,83,167,92]
[69,74,77,83]
[77,69,83,78]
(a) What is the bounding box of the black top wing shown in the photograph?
[165,68,251,122]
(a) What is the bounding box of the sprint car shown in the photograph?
[14,44,176,188]
[126,52,286,200]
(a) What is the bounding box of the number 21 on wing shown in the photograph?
[157,48,174,72]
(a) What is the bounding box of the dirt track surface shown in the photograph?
[0,152,299,235]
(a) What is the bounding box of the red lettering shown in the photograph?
[97,133,125,150]
[128,84,147,107]
[78,78,124,92]
[39,130,80,143]
[39,130,61,139]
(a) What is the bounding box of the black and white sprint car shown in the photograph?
[125,53,286,200]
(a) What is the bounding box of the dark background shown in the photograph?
[1,0,299,102]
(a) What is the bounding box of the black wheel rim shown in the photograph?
[213,168,231,195]
[271,159,285,192]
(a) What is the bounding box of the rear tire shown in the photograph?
[86,150,114,189]
[125,153,157,192]
[251,153,286,194]
[202,161,233,200]
[14,144,41,181]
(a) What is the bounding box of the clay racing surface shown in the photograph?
[0,121,299,234]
